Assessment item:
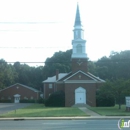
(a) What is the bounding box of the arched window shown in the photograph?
[76,44,82,53]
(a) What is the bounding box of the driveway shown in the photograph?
[0,103,33,115]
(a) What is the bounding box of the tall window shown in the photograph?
[49,84,53,89]
[75,30,78,39]
[81,30,84,39]
[76,44,82,53]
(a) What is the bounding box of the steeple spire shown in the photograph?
[71,3,87,73]
[74,3,82,27]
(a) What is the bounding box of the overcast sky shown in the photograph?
[0,0,130,66]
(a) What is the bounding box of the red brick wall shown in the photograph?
[43,83,65,99]
[0,84,39,101]
[43,83,55,99]
[56,83,65,92]
[65,83,97,107]
[71,58,88,73]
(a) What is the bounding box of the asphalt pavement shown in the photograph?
[0,103,33,115]
[0,119,123,130]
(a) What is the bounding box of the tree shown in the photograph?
[96,81,115,107]
[96,50,130,80]
[13,62,44,90]
[0,59,17,89]
[98,79,130,109]
[1,49,130,96]
[112,79,130,109]
[43,49,72,77]
[87,60,97,75]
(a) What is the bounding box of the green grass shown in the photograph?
[0,104,88,117]
[89,105,130,116]
[1,104,129,117]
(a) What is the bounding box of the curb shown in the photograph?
[1,116,130,121]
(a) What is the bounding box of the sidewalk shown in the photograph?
[78,107,101,116]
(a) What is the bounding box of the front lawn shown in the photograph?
[89,105,130,116]
[0,104,88,117]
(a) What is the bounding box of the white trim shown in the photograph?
[87,72,106,82]
[14,94,21,97]
[74,25,83,29]
[71,53,87,58]
[64,70,98,81]
[56,81,64,84]
[64,80,97,83]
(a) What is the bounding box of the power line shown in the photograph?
[0,46,71,49]
[0,22,63,24]
[0,59,130,64]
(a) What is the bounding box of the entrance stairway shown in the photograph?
[72,103,90,108]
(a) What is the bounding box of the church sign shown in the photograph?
[126,97,130,111]
[126,97,130,107]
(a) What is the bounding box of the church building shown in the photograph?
[42,4,105,107]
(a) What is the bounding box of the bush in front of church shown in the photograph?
[20,99,36,103]
[0,99,12,103]
[45,91,65,107]
[96,94,115,107]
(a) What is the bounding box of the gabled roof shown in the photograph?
[87,72,105,82]
[42,73,68,83]
[63,70,105,83]
[57,72,72,82]
[0,83,40,92]
[42,70,105,84]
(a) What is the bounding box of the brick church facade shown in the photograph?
[42,4,105,107]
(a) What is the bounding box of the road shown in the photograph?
[0,103,33,115]
[0,119,121,130]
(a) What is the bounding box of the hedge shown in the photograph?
[0,100,12,103]
[45,91,65,107]
[20,99,36,103]
[96,95,115,107]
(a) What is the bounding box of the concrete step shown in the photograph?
[72,103,90,108]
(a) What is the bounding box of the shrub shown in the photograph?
[37,98,45,104]
[96,94,115,107]
[20,99,35,103]
[45,91,65,107]
[0,99,12,103]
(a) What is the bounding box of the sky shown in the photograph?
[0,0,130,66]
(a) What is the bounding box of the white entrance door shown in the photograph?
[76,92,84,103]
[75,87,86,104]
[14,97,20,103]
[14,94,21,103]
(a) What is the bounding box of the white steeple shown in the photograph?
[71,3,87,59]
